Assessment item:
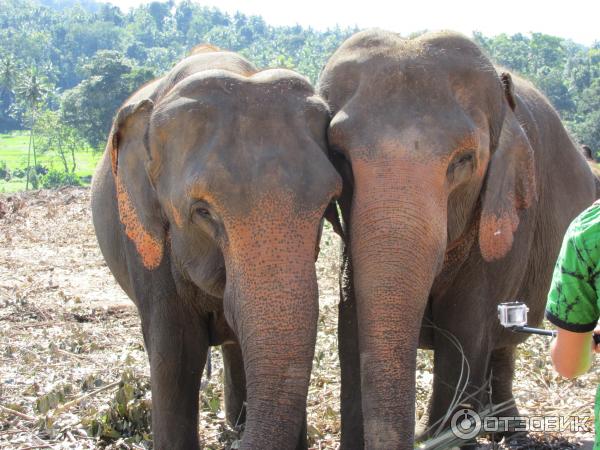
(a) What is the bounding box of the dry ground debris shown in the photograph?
[0,188,597,449]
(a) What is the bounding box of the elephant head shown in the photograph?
[110,61,341,447]
[319,30,536,447]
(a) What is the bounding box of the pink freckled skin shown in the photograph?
[114,174,163,270]
[479,210,519,261]
[168,200,184,228]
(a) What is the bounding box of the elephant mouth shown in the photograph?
[178,256,227,299]
[206,269,226,297]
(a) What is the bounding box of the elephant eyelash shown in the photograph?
[447,151,475,184]
[453,152,474,166]
[190,201,214,223]
[448,151,475,171]
[194,207,211,218]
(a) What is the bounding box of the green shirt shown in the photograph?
[546,202,600,449]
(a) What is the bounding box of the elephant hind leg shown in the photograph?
[490,346,518,414]
[338,256,364,450]
[488,346,523,441]
[425,323,493,439]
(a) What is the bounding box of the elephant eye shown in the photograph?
[191,202,213,223]
[195,207,210,218]
[454,153,474,166]
[447,151,475,184]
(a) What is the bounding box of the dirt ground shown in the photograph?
[0,187,597,449]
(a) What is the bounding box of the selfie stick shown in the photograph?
[497,302,600,344]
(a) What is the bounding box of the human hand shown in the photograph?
[593,326,600,354]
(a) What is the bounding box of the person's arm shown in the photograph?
[546,210,600,379]
[550,327,595,378]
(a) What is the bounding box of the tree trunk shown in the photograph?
[25,127,33,190]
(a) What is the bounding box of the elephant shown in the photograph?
[91,46,342,449]
[318,29,599,449]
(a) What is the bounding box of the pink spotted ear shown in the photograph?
[108,99,165,270]
[479,105,537,262]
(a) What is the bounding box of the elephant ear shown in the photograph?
[478,75,537,262]
[110,99,165,270]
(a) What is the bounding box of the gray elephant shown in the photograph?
[91,47,341,449]
[318,29,598,449]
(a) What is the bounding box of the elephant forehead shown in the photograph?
[330,102,481,161]
[183,146,338,216]
[151,101,326,179]
[153,93,327,144]
[323,32,500,115]
[157,69,317,112]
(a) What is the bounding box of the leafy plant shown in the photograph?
[82,370,152,444]
[34,110,86,173]
[40,169,81,189]
[36,384,74,414]
[34,164,48,175]
[0,160,9,180]
[12,167,26,178]
[27,167,39,189]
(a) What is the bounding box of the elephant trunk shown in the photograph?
[223,223,319,449]
[350,161,447,448]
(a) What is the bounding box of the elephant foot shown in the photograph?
[294,413,308,450]
[488,428,528,445]
[485,400,523,443]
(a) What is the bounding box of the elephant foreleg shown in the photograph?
[141,299,209,450]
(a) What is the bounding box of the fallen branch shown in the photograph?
[13,320,65,330]
[54,347,90,361]
[0,404,37,421]
[51,380,120,417]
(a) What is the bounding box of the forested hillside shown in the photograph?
[1,0,599,155]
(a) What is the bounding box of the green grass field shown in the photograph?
[0,131,103,193]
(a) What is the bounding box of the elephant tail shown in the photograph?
[200,350,212,391]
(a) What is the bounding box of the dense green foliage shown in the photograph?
[0,0,599,157]
[474,32,600,154]
[0,131,100,193]
[0,0,352,151]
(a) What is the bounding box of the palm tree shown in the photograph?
[15,69,50,190]
[0,55,18,95]
[0,55,19,131]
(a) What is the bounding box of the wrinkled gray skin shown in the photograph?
[318,29,598,449]
[92,48,341,449]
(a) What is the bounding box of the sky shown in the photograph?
[111,0,599,46]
